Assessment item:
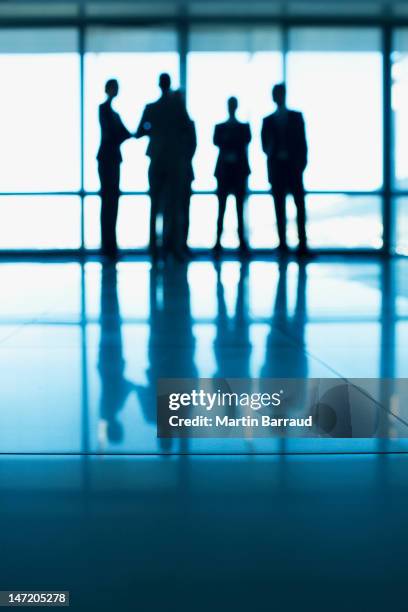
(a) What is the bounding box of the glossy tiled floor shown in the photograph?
[1,256,408,611]
[0,453,407,612]
[1,255,408,454]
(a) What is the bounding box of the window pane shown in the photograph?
[187,27,283,191]
[392,30,408,190]
[304,194,382,249]
[394,197,408,255]
[85,27,179,192]
[287,28,383,191]
[188,194,219,248]
[0,196,80,249]
[0,29,80,191]
[247,194,278,249]
[188,193,382,250]
[85,195,150,249]
[189,193,275,249]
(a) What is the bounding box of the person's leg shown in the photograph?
[270,163,288,250]
[108,163,120,255]
[272,190,287,250]
[235,191,248,251]
[182,183,192,252]
[161,163,185,258]
[215,189,227,249]
[174,163,190,252]
[170,164,188,259]
[292,170,307,252]
[162,166,176,255]
[98,161,110,255]
[148,162,160,255]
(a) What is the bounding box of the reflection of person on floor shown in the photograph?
[262,259,308,379]
[98,262,136,447]
[261,83,308,255]
[260,260,309,427]
[97,79,132,258]
[213,260,251,426]
[213,97,251,254]
[141,262,197,451]
[214,260,251,378]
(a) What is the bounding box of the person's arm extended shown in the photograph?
[135,106,152,139]
[117,115,132,144]
[100,104,130,145]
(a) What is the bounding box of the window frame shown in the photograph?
[0,17,402,255]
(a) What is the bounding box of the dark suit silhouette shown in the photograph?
[97,83,131,257]
[136,75,191,257]
[261,84,308,252]
[179,116,197,251]
[213,97,251,251]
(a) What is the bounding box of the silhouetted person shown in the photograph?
[136,73,191,259]
[261,83,308,255]
[213,97,251,254]
[97,79,132,258]
[174,90,197,255]
[98,262,136,447]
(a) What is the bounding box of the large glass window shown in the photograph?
[301,195,382,249]
[0,29,80,192]
[84,195,150,249]
[287,28,383,192]
[84,27,179,192]
[392,30,408,191]
[0,23,394,253]
[187,28,283,192]
[388,29,408,254]
[0,196,81,249]
[394,198,408,255]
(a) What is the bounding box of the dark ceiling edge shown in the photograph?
[0,14,408,28]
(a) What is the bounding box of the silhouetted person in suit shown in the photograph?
[174,90,197,255]
[213,97,251,254]
[261,83,308,255]
[97,79,132,258]
[136,73,191,259]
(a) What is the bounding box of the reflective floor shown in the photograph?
[1,256,408,454]
[1,256,408,611]
[0,454,407,612]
